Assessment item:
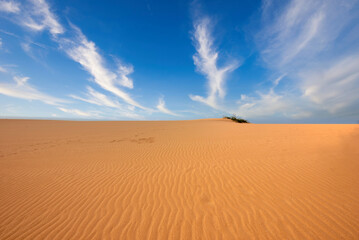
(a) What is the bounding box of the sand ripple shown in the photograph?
[0,119,358,239]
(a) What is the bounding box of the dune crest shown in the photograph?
[0,119,358,239]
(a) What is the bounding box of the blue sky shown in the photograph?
[0,0,359,123]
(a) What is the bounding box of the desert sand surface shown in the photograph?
[0,119,358,239]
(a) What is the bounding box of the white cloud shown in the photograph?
[273,74,285,87]
[1,0,159,118]
[20,42,31,53]
[70,86,122,109]
[57,107,93,117]
[117,64,134,89]
[300,54,359,113]
[0,66,7,72]
[236,89,291,119]
[14,75,29,85]
[235,56,359,121]
[247,0,359,120]
[0,0,20,13]
[190,17,239,109]
[156,97,179,116]
[258,0,358,69]
[1,0,63,35]
[19,40,50,66]
[259,1,321,68]
[70,86,147,119]
[23,0,64,35]
[0,76,66,105]
[59,25,148,110]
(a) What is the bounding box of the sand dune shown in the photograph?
[0,119,358,239]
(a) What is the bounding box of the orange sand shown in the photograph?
[0,119,358,239]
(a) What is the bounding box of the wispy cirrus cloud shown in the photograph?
[1,0,159,115]
[58,25,147,110]
[70,86,124,109]
[235,81,298,119]
[236,0,359,121]
[300,54,359,113]
[189,17,239,109]
[57,107,95,117]
[117,64,134,89]
[19,1,147,111]
[20,41,49,65]
[0,75,66,105]
[257,0,359,74]
[0,0,182,118]
[258,0,326,68]
[156,97,179,116]
[0,0,20,13]
[0,29,49,52]
[22,0,64,35]
[0,0,63,35]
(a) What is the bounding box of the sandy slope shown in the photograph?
[0,119,358,239]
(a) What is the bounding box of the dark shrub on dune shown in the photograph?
[223,115,249,123]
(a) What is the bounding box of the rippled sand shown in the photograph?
[0,119,358,239]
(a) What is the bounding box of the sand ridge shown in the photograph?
[0,119,358,239]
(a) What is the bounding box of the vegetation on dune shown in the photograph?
[223,115,249,123]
